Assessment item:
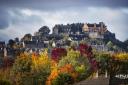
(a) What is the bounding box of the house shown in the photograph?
[24,41,44,49]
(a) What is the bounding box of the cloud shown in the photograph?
[0,30,10,42]
[0,0,128,10]
[0,0,128,41]
[0,7,127,41]
[0,9,10,29]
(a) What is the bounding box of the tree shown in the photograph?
[79,43,98,71]
[106,41,113,50]
[95,53,111,74]
[8,39,15,48]
[52,73,74,85]
[14,37,19,42]
[58,49,91,81]
[124,39,128,51]
[39,26,50,35]
[31,50,51,85]
[124,39,128,46]
[113,45,118,51]
[70,41,77,50]
[11,53,32,85]
[51,48,67,62]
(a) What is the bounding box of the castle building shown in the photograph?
[82,22,107,39]
[52,22,108,41]
[20,22,115,52]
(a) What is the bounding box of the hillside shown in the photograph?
[20,22,128,52]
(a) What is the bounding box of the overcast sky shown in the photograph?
[0,0,128,42]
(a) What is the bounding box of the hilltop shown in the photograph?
[0,22,128,58]
[20,22,127,52]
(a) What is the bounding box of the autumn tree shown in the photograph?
[31,50,51,85]
[58,49,90,81]
[11,53,32,85]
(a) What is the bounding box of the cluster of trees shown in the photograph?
[53,23,83,34]
[0,42,128,85]
[0,43,94,85]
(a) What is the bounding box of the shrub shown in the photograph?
[0,79,11,85]
[75,65,86,73]
[52,73,74,85]
[46,69,59,85]
[51,48,67,62]
[46,64,77,85]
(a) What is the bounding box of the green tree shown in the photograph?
[113,45,119,51]
[8,39,15,48]
[39,26,50,35]
[11,53,32,85]
[95,52,111,74]
[106,41,113,50]
[52,73,74,85]
[58,50,91,81]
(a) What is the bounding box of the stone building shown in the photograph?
[82,22,107,39]
[52,22,108,41]
[20,22,116,52]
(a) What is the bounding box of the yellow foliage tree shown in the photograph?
[31,49,51,85]
[114,53,128,61]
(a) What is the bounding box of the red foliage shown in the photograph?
[79,43,92,56]
[51,48,67,61]
[79,43,97,71]
[90,59,97,70]
[79,44,91,55]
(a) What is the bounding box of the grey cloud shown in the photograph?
[0,0,128,10]
[0,9,10,29]
[9,9,43,25]
[0,0,128,41]
[0,32,10,42]
[0,19,9,29]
